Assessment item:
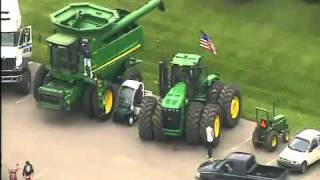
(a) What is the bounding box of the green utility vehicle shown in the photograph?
[252,105,290,152]
[33,0,165,120]
[138,53,242,145]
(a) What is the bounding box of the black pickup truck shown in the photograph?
[195,152,288,180]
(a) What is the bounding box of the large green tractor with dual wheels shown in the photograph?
[33,0,165,120]
[138,53,242,145]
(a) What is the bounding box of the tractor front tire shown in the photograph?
[138,96,157,140]
[17,69,31,95]
[200,104,222,147]
[123,66,142,82]
[218,85,242,128]
[153,101,166,141]
[83,85,95,118]
[265,130,278,152]
[33,64,49,101]
[282,129,290,143]
[92,83,116,121]
[185,102,203,145]
[208,81,224,104]
[252,127,263,148]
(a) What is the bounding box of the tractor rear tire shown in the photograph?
[17,69,31,95]
[185,102,203,145]
[265,130,278,152]
[218,85,241,128]
[282,129,290,143]
[138,96,157,140]
[153,100,166,141]
[252,127,263,148]
[83,85,95,118]
[33,64,49,101]
[208,81,224,104]
[92,83,116,121]
[123,66,142,82]
[200,104,222,147]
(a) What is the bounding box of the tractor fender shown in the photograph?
[204,74,220,86]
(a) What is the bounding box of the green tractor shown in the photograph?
[252,105,290,152]
[138,53,242,145]
[33,0,165,120]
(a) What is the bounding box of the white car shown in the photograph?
[277,129,320,173]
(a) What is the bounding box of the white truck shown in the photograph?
[277,129,320,173]
[1,0,32,94]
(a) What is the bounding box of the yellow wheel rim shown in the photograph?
[285,133,289,141]
[214,115,221,138]
[272,136,277,147]
[230,96,240,119]
[104,89,113,113]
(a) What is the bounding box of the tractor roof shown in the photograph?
[171,53,202,66]
[46,33,78,46]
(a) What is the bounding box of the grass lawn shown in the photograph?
[20,0,320,132]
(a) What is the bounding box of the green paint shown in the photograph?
[157,53,221,137]
[161,82,186,109]
[46,33,77,46]
[36,0,164,111]
[171,53,201,66]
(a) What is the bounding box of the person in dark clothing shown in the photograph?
[81,39,92,78]
[22,161,34,179]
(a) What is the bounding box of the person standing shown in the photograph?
[22,161,34,180]
[81,39,93,78]
[206,126,215,159]
[8,163,19,180]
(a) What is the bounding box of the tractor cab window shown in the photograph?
[310,139,319,152]
[171,65,194,86]
[50,41,80,73]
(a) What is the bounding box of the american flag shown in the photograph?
[200,30,217,55]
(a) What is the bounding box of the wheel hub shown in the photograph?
[214,115,220,138]
[230,96,240,119]
[104,89,113,113]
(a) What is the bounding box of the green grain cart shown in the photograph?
[138,53,242,145]
[33,0,165,120]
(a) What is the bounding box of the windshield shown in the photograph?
[50,41,79,73]
[288,137,310,152]
[1,32,18,46]
[118,87,135,107]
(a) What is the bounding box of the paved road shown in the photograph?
[1,63,319,180]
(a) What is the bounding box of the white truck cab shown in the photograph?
[277,129,320,173]
[1,0,32,94]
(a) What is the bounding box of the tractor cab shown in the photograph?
[166,53,205,97]
[46,34,83,76]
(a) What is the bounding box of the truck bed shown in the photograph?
[247,164,288,180]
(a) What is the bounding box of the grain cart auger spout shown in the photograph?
[33,0,165,121]
[138,53,242,146]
